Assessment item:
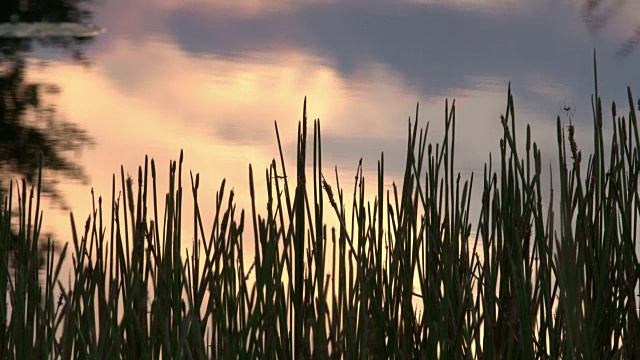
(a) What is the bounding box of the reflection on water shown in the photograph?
[1,0,91,22]
[1,0,96,63]
[0,0,97,204]
[1,0,638,273]
[1,0,97,270]
[0,57,92,208]
[578,0,640,56]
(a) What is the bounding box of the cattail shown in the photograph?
[588,161,597,198]
[521,207,532,259]
[322,176,339,212]
[568,122,579,164]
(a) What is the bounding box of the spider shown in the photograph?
[562,101,576,118]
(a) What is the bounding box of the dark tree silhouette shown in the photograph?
[0,0,96,208]
[0,1,97,270]
[0,0,91,23]
[0,58,92,209]
[578,0,640,57]
[1,0,96,66]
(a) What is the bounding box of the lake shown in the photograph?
[2,0,640,254]
[4,2,640,357]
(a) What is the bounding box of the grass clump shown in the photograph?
[2,54,640,359]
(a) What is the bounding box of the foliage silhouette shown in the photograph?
[0,58,92,209]
[578,0,640,56]
[0,0,97,209]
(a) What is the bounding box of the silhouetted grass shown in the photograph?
[2,53,639,358]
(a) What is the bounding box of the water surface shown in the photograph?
[2,0,640,247]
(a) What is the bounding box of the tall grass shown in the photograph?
[2,54,640,358]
